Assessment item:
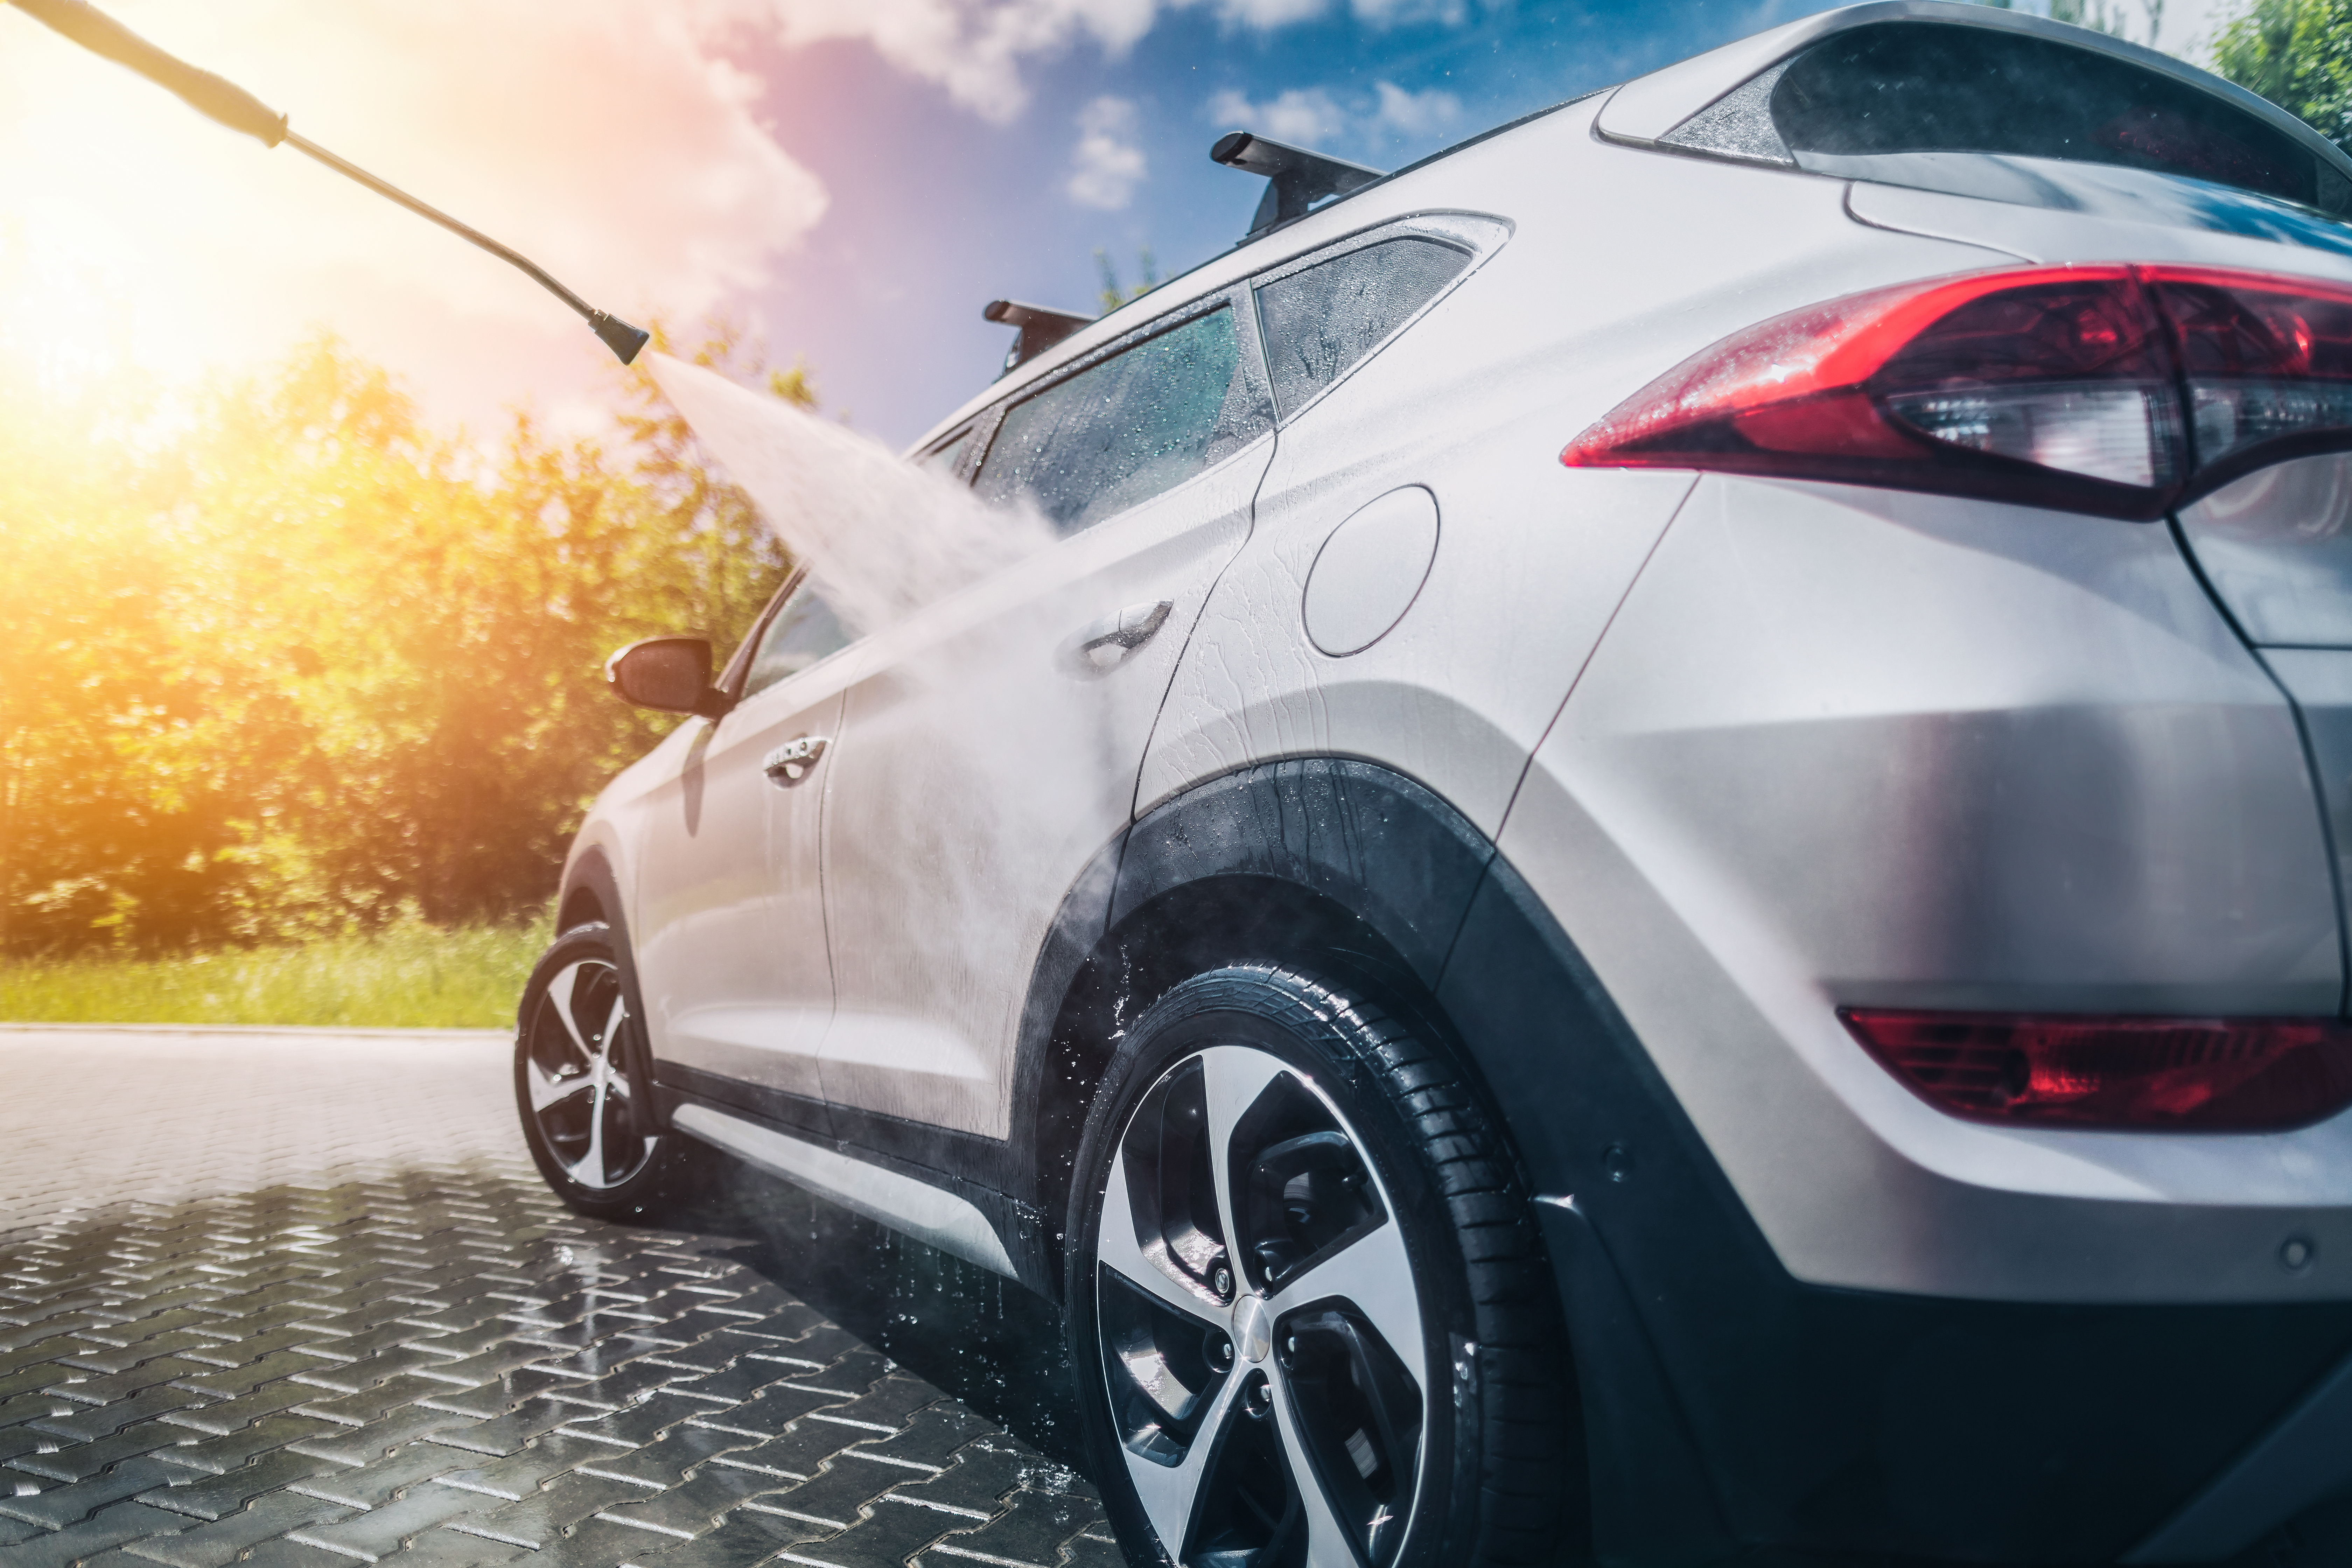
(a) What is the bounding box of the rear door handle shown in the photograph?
[1060,600,1173,677]
[763,735,827,786]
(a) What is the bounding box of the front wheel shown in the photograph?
[1067,965,1577,1568]
[513,922,715,1222]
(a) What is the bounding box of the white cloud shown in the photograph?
[1208,80,1462,157]
[735,0,1160,124]
[0,0,825,427]
[1349,0,1464,25]
[1212,0,1332,28]
[1207,87,1349,147]
[1067,96,1148,209]
[1372,80,1463,139]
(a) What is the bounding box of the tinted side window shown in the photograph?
[1254,237,1472,418]
[972,306,1270,535]
[1774,24,2325,210]
[741,579,853,700]
[918,429,971,480]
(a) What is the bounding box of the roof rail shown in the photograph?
[1211,132,1386,238]
[983,299,1091,374]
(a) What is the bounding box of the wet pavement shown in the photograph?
[0,1025,1109,1568]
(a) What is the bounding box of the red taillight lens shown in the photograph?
[1564,265,2352,519]
[1840,1008,2352,1131]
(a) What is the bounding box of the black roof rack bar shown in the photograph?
[983,299,1092,374]
[1211,131,1386,238]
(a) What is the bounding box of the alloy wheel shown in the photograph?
[1096,1044,1427,1568]
[520,956,659,1190]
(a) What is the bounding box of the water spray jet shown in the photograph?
[6,0,651,365]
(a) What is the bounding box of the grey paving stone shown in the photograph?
[287,1480,500,1560]
[751,1454,922,1532]
[6,1500,200,1568]
[115,1487,360,1567]
[139,1446,344,1521]
[435,1466,659,1550]
[232,1541,363,1568]
[148,1413,338,1475]
[0,1454,184,1529]
[0,1041,1105,1568]
[7,1418,189,1483]
[810,1490,966,1567]
[1054,1528,1127,1568]
[171,1350,346,1399]
[283,1439,466,1510]
[888,1439,1042,1517]
[933,1487,1110,1568]
[373,1526,533,1566]
[31,1384,213,1443]
[283,1401,484,1466]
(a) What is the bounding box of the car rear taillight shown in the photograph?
[1563,265,2352,519]
[1839,1008,2352,1131]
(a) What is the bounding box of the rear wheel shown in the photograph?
[1067,965,1577,1568]
[514,922,713,1221]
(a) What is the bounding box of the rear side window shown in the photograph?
[918,429,971,479]
[1254,237,1471,417]
[741,578,853,700]
[1771,23,2333,211]
[973,305,1271,535]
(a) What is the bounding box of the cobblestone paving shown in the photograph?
[0,1029,1112,1568]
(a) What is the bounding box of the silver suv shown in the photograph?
[516,5,2352,1562]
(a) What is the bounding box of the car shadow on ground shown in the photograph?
[678,1162,1090,1476]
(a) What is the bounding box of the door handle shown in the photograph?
[763,735,828,786]
[1060,600,1173,678]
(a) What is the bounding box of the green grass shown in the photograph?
[0,921,547,1029]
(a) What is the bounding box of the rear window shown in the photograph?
[1770,23,2332,211]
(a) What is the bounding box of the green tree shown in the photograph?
[1095,247,1161,314]
[0,326,810,953]
[2210,0,2352,150]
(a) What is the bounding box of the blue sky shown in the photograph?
[739,0,1830,444]
[0,0,2212,449]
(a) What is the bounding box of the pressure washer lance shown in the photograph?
[6,0,651,365]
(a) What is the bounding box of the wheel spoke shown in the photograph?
[1102,1146,1232,1321]
[543,961,598,1066]
[1132,1368,1248,1551]
[1268,1219,1425,1398]
[567,1055,613,1188]
[1198,1045,1289,1287]
[524,1059,598,1114]
[1272,1386,1377,1568]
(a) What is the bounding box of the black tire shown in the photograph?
[1066,964,1578,1568]
[513,921,717,1222]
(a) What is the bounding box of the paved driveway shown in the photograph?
[0,1026,1109,1568]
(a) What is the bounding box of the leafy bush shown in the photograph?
[0,326,803,954]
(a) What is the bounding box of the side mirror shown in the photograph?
[604,637,732,719]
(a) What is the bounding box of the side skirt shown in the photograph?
[667,1097,1020,1279]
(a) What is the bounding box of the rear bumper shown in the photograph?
[1437,857,2352,1564]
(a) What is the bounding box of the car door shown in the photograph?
[631,572,858,1129]
[819,289,1278,1140]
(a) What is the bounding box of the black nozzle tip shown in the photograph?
[592,311,651,366]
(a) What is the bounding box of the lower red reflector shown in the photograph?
[1838,1009,2352,1131]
